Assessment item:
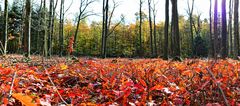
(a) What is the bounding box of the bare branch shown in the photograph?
[43,66,68,105]
[64,0,73,14]
[9,71,17,98]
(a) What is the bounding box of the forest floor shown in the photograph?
[0,54,239,105]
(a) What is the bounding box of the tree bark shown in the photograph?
[153,9,157,57]
[214,0,218,58]
[139,0,143,57]
[187,0,194,56]
[24,0,31,57]
[59,0,64,56]
[148,0,153,57]
[164,0,169,59]
[209,0,215,57]
[221,0,227,58]
[171,0,180,57]
[43,0,48,57]
[3,0,8,55]
[234,0,239,58]
[101,0,106,57]
[228,0,233,56]
[48,0,54,57]
[103,0,109,58]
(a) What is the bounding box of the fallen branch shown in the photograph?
[206,67,229,106]
[43,66,68,105]
[9,71,17,98]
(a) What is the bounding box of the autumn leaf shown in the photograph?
[139,79,147,87]
[150,85,164,91]
[182,70,193,77]
[3,97,8,105]
[60,63,68,70]
[12,93,37,106]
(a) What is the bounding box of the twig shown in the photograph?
[206,67,229,106]
[43,66,68,105]
[9,71,17,98]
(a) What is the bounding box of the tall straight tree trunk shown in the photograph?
[24,0,31,57]
[59,0,64,56]
[48,0,54,57]
[139,0,143,57]
[214,0,218,58]
[101,0,105,57]
[188,0,194,56]
[209,0,214,57]
[234,0,239,58]
[153,12,157,56]
[164,0,169,59]
[229,0,233,56]
[148,0,153,56]
[3,0,8,55]
[43,0,48,57]
[221,0,227,58]
[103,0,109,58]
[171,0,180,57]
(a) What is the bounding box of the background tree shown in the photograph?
[228,0,233,56]
[221,0,227,58]
[3,0,8,55]
[139,0,143,57]
[164,0,169,59]
[213,0,218,58]
[73,0,96,50]
[209,0,214,57]
[48,0,54,57]
[101,0,122,58]
[186,0,194,56]
[234,0,239,58]
[147,0,153,56]
[59,0,64,56]
[43,0,47,57]
[23,0,31,57]
[171,0,180,57]
[152,0,158,56]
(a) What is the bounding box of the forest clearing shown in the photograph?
[0,0,240,105]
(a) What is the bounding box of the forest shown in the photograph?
[0,0,239,105]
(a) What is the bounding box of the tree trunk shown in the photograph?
[148,0,153,57]
[164,0,169,59]
[43,0,48,57]
[139,0,143,57]
[153,12,157,56]
[59,0,64,56]
[214,0,218,58]
[48,0,54,57]
[103,0,109,58]
[101,0,105,57]
[188,0,194,56]
[3,0,8,55]
[73,10,82,50]
[228,0,233,56]
[171,0,180,57]
[234,0,239,58]
[209,0,214,57]
[24,0,31,58]
[221,0,227,58]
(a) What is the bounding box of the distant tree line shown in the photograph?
[0,0,239,59]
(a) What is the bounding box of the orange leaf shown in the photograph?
[150,85,164,91]
[12,93,37,106]
[139,79,147,87]
[3,97,8,105]
[182,70,193,77]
